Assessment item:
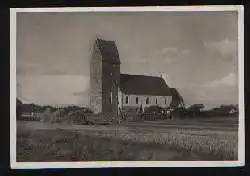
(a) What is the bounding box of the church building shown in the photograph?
[89,38,183,119]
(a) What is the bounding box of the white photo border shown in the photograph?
[10,5,245,169]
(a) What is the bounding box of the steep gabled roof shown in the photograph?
[169,88,184,106]
[95,38,121,64]
[120,74,172,96]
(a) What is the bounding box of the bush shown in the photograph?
[68,110,89,125]
[142,105,168,121]
[144,105,165,114]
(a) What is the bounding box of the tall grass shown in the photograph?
[89,128,237,160]
[17,129,183,161]
[16,124,237,161]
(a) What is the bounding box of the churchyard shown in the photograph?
[16,116,238,161]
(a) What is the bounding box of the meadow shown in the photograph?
[16,116,238,161]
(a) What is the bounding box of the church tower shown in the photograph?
[89,38,121,120]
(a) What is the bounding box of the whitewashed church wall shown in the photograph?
[119,92,172,109]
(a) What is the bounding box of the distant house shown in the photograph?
[16,103,41,120]
[89,38,183,119]
[19,103,42,113]
[229,108,237,114]
[210,105,238,116]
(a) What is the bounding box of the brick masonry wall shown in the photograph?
[102,62,120,119]
[89,42,103,114]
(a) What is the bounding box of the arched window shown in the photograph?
[125,96,129,104]
[146,97,149,104]
[136,97,139,104]
[109,92,112,104]
[155,98,158,104]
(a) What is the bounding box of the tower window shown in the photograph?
[146,97,149,104]
[125,96,129,104]
[136,97,139,104]
[155,98,158,104]
[165,98,167,104]
[109,92,112,104]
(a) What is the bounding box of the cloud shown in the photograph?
[72,89,90,96]
[17,59,90,76]
[154,47,178,56]
[17,75,90,105]
[203,38,237,57]
[181,49,191,55]
[203,72,237,88]
[152,47,191,63]
[191,73,238,106]
[154,47,191,56]
[121,47,191,64]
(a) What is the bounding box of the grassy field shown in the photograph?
[16,116,238,161]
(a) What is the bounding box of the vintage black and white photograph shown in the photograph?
[10,6,244,168]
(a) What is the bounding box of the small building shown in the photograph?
[89,38,183,120]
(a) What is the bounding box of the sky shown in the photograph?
[16,11,239,108]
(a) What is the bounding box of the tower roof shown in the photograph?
[95,38,121,64]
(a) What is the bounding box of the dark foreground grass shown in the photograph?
[16,116,238,162]
[17,127,211,162]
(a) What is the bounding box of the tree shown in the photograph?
[16,98,23,119]
[16,98,22,107]
[41,107,53,123]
